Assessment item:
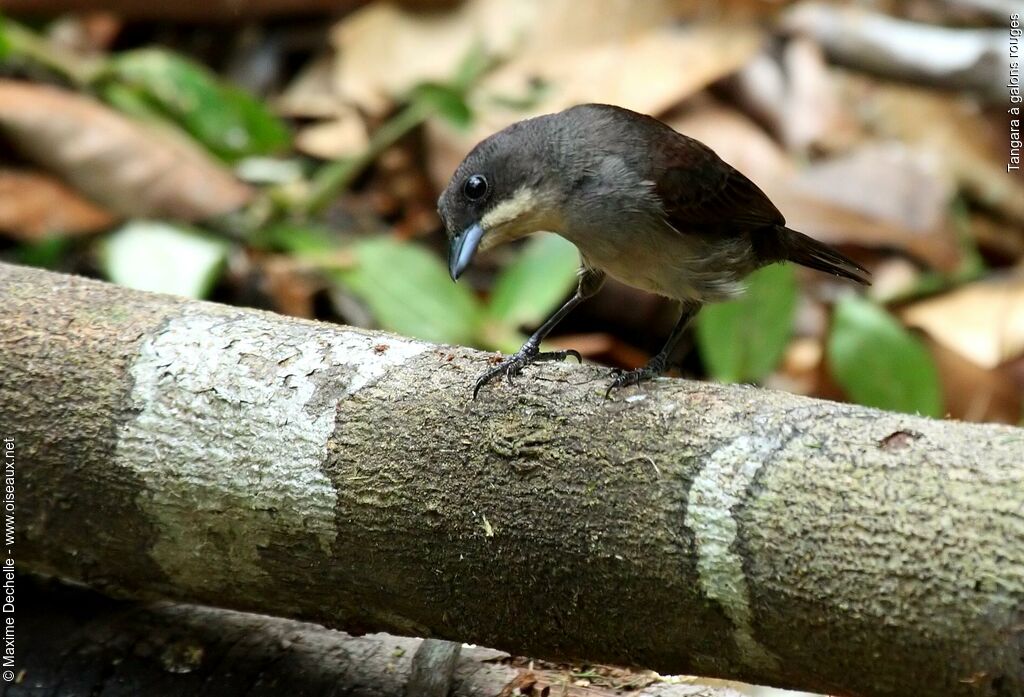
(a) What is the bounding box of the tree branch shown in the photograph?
[2,262,1022,697]
[16,574,732,696]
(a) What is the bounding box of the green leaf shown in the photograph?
[481,233,578,351]
[103,48,289,161]
[0,15,10,59]
[450,40,492,92]
[409,82,472,129]
[102,220,228,298]
[330,237,482,345]
[696,263,797,383]
[250,223,341,254]
[15,236,72,269]
[827,296,942,417]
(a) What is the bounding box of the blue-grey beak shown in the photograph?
[448,223,484,281]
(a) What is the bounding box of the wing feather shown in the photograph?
[653,135,784,234]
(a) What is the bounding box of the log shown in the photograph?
[12,575,736,696]
[1,261,1023,697]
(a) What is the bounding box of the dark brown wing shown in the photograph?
[652,134,785,235]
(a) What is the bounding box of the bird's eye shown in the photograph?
[463,174,488,201]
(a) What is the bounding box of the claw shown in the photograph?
[604,366,661,400]
[471,343,581,399]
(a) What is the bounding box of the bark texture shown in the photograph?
[11,575,732,697]
[2,262,1023,697]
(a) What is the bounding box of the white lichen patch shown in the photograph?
[685,433,782,672]
[116,310,427,595]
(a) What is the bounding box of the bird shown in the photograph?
[437,103,869,399]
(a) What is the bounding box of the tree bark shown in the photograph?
[2,261,1023,697]
[11,574,734,697]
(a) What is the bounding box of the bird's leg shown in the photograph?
[605,300,702,398]
[473,267,604,399]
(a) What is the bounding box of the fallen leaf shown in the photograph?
[785,142,961,270]
[275,52,344,119]
[927,336,1021,424]
[258,254,329,319]
[294,111,369,159]
[482,24,761,121]
[697,263,798,384]
[728,36,841,151]
[828,295,943,417]
[102,220,229,298]
[329,0,532,115]
[329,237,482,345]
[427,25,762,187]
[836,73,1024,225]
[792,143,955,233]
[902,274,1024,369]
[0,80,251,221]
[0,168,116,240]
[330,0,688,114]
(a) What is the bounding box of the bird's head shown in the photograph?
[438,118,565,281]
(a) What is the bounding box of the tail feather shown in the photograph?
[777,227,870,285]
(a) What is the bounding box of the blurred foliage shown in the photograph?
[100,49,289,162]
[258,223,578,351]
[481,234,580,352]
[0,16,9,59]
[0,3,1020,423]
[102,221,229,298]
[334,237,482,345]
[696,264,797,384]
[16,237,72,270]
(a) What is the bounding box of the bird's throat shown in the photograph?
[479,186,563,250]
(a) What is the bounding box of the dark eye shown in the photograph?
[463,174,488,201]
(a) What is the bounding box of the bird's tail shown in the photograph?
[776,226,870,285]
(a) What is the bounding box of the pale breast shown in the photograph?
[566,220,757,303]
[559,156,760,302]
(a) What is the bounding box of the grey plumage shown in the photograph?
[438,103,869,397]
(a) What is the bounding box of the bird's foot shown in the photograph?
[473,343,581,399]
[604,364,664,399]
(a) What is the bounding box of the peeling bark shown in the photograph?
[1,262,1023,697]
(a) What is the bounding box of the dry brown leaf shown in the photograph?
[772,189,961,271]
[902,274,1024,369]
[294,110,369,159]
[729,36,842,151]
[330,0,535,115]
[427,25,762,188]
[485,25,761,122]
[792,143,954,232]
[330,0,688,114]
[258,255,329,319]
[927,337,1021,424]
[0,169,116,240]
[836,73,1024,225]
[0,80,251,222]
[275,53,345,119]
[969,214,1024,262]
